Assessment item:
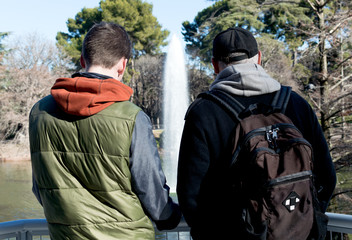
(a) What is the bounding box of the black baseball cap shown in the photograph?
[213,27,258,62]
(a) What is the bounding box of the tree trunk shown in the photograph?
[340,32,345,140]
[317,5,331,145]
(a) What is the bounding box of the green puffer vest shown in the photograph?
[29,95,155,240]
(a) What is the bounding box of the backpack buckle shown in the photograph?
[266,127,279,149]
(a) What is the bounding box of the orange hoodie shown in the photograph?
[51,76,133,116]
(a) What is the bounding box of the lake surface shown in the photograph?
[0,161,44,222]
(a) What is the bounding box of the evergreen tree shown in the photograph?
[182,0,265,64]
[56,7,102,68]
[56,0,169,68]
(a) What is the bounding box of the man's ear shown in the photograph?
[212,58,220,74]
[80,55,86,69]
[257,50,262,65]
[117,58,128,79]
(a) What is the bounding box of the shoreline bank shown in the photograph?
[0,142,30,162]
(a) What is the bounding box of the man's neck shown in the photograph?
[72,72,112,80]
[86,65,118,80]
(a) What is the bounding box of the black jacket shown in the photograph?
[177,64,336,239]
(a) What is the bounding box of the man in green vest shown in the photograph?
[29,22,181,240]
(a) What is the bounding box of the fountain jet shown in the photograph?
[162,34,189,192]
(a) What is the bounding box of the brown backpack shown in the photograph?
[199,86,328,240]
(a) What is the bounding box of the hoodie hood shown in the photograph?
[51,76,133,116]
[210,63,280,96]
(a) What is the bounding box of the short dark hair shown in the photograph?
[82,22,132,69]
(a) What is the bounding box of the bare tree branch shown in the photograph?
[329,15,352,35]
[330,74,352,91]
[306,0,318,12]
[332,190,352,199]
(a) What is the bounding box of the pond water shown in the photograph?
[0,161,44,222]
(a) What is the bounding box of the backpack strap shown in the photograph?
[198,86,292,121]
[271,86,292,114]
[198,90,245,122]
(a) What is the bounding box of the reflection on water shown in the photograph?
[0,161,44,222]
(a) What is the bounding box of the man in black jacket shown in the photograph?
[176,27,336,239]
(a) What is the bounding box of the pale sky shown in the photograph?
[0,0,213,49]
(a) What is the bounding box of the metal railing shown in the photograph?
[326,213,352,239]
[0,213,351,240]
[0,219,49,240]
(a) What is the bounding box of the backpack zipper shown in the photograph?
[265,170,313,188]
[230,123,311,168]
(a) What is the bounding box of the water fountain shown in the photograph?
[162,34,189,192]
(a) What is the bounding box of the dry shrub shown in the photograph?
[0,33,73,161]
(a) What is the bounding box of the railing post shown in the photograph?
[20,229,26,240]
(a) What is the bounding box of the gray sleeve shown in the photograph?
[130,111,176,221]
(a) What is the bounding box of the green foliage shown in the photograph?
[101,0,169,56]
[56,0,169,69]
[261,0,312,49]
[0,32,9,52]
[183,0,266,64]
[182,0,345,65]
[182,1,229,64]
[225,0,264,29]
[182,0,313,65]
[56,7,102,68]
